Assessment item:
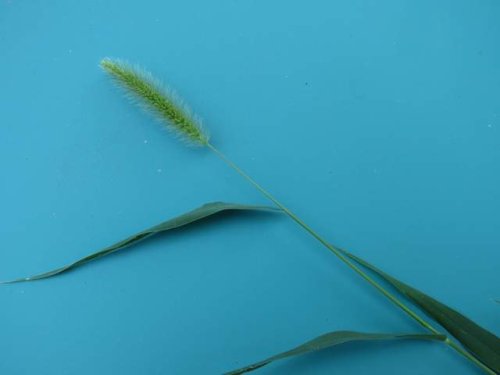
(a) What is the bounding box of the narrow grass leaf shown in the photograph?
[340,249,500,373]
[1,202,277,284]
[100,58,209,146]
[226,331,446,375]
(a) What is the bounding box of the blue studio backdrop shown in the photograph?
[0,1,499,374]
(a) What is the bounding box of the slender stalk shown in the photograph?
[207,143,494,375]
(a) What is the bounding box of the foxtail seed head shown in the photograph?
[100,58,209,146]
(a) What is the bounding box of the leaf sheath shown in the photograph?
[340,248,500,373]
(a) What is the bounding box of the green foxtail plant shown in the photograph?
[99,58,497,374]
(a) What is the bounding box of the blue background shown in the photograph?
[1,1,499,374]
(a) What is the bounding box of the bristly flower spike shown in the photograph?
[100,58,209,146]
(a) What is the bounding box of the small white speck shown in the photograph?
[373,169,378,174]
[487,124,492,128]
[157,168,162,173]
[52,212,57,217]
[20,290,25,294]
[143,140,148,144]
[68,49,72,54]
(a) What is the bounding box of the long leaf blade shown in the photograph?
[1,202,277,284]
[226,331,446,375]
[340,249,500,373]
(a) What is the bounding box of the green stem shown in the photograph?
[207,143,493,375]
